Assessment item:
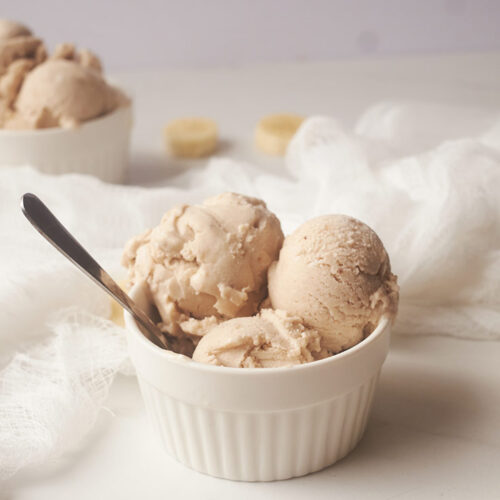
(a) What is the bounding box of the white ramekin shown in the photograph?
[125,282,391,482]
[0,106,132,183]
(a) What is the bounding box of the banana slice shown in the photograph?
[109,280,128,327]
[164,117,218,158]
[255,114,305,156]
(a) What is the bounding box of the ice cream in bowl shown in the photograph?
[122,192,398,481]
[0,19,131,182]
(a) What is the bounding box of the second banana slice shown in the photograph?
[255,114,304,156]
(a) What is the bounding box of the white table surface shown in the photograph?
[5,53,500,499]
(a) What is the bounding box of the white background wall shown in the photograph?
[4,0,500,70]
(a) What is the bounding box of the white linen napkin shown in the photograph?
[1,101,500,480]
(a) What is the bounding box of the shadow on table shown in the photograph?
[281,336,481,490]
[126,140,234,186]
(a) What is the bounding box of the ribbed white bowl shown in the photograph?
[0,106,132,183]
[125,282,391,482]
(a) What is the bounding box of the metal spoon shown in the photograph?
[21,193,169,350]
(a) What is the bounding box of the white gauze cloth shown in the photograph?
[1,101,500,480]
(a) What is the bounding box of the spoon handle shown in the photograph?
[21,193,168,350]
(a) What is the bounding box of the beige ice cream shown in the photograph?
[122,193,284,344]
[13,59,123,129]
[0,19,46,126]
[0,20,45,71]
[192,309,327,368]
[50,42,103,73]
[268,215,399,354]
[0,19,128,129]
[0,19,32,40]
[123,193,398,366]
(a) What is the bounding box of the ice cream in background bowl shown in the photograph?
[0,19,132,182]
[122,192,398,481]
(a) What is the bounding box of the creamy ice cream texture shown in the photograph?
[14,59,122,129]
[124,197,398,368]
[122,193,284,344]
[268,214,399,354]
[192,309,327,368]
[0,20,45,71]
[0,19,128,129]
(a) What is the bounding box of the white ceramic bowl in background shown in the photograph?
[125,281,391,482]
[0,106,132,183]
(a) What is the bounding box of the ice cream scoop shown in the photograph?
[0,18,128,130]
[268,214,399,354]
[192,308,326,367]
[122,193,284,340]
[0,19,32,40]
[0,19,44,72]
[50,42,103,73]
[14,59,121,128]
[0,19,46,126]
